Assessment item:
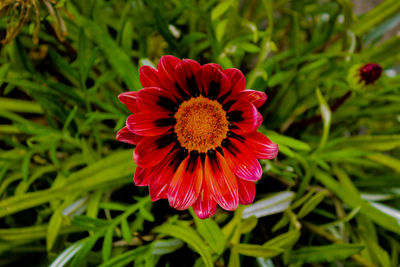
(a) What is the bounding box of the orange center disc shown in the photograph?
[174,96,229,153]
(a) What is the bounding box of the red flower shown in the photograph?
[117,56,278,219]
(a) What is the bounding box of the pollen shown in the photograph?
[174,96,229,153]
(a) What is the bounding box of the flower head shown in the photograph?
[117,56,278,219]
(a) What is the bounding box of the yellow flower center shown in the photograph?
[174,96,229,153]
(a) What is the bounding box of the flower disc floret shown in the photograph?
[174,96,229,153]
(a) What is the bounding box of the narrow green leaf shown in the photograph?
[237,42,261,53]
[99,246,149,267]
[288,244,364,263]
[152,239,184,255]
[0,150,134,218]
[49,239,86,267]
[211,0,234,20]
[242,191,295,218]
[102,227,114,262]
[100,202,130,211]
[264,129,311,151]
[120,219,132,243]
[139,205,155,222]
[70,230,105,267]
[263,230,301,249]
[72,14,140,90]
[72,216,110,231]
[366,153,400,172]
[216,19,228,41]
[0,97,43,113]
[154,222,214,267]
[315,169,400,234]
[235,244,283,258]
[86,190,103,218]
[297,191,327,218]
[47,208,65,251]
[316,88,331,148]
[192,214,226,254]
[239,216,258,234]
[228,246,240,267]
[21,151,32,182]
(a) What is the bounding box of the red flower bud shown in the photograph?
[359,63,383,85]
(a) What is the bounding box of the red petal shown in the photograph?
[192,182,217,219]
[133,167,152,186]
[168,154,203,210]
[126,112,174,136]
[204,151,238,211]
[244,131,279,159]
[255,112,263,129]
[158,55,181,92]
[241,90,267,108]
[136,87,178,112]
[134,135,176,168]
[148,149,184,201]
[139,65,162,88]
[175,59,201,97]
[116,126,142,145]
[224,68,246,94]
[209,63,223,71]
[118,92,139,113]
[149,175,169,201]
[222,138,262,182]
[197,64,231,99]
[237,178,255,205]
[228,99,259,133]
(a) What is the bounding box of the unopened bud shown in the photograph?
[348,63,383,91]
[358,63,382,85]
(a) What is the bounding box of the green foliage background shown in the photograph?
[1,0,400,266]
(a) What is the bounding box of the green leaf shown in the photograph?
[72,14,140,90]
[239,216,258,234]
[139,205,155,222]
[235,244,283,258]
[49,239,86,267]
[154,222,214,267]
[211,0,234,20]
[153,6,180,53]
[216,19,228,42]
[228,246,240,267]
[102,227,114,262]
[70,230,105,267]
[100,202,130,211]
[366,153,400,172]
[0,224,80,242]
[72,216,110,231]
[316,88,331,148]
[47,206,66,251]
[352,0,400,35]
[242,191,295,218]
[192,214,226,254]
[315,169,400,234]
[264,129,311,151]
[120,219,132,243]
[0,97,43,114]
[237,42,261,53]
[288,244,365,263]
[99,246,149,267]
[297,191,327,218]
[263,230,301,249]
[152,239,184,255]
[0,150,134,218]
